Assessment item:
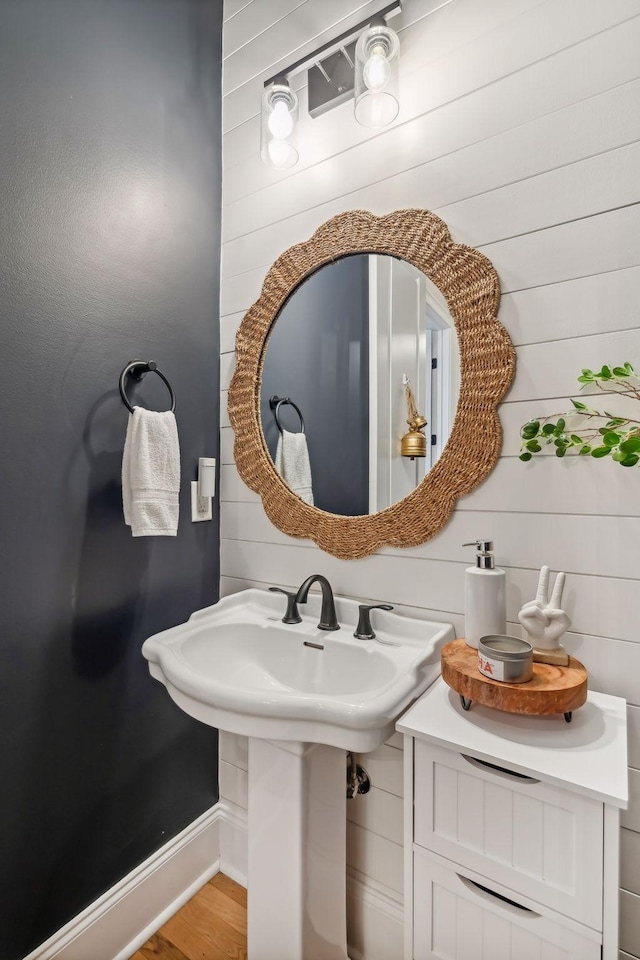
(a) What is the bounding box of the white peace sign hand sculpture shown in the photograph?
[518,566,571,650]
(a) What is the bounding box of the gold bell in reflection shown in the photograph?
[401,378,427,460]
[401,424,427,459]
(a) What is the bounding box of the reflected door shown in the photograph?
[370,256,427,512]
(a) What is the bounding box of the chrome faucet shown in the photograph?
[295,574,340,631]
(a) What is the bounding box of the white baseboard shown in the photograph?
[27,800,403,960]
[347,869,404,960]
[218,799,248,887]
[24,804,223,960]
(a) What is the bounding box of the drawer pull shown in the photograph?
[457,875,540,917]
[461,754,540,783]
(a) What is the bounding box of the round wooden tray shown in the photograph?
[441,639,588,722]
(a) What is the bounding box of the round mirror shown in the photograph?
[260,254,460,516]
[229,209,515,560]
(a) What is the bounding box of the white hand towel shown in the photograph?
[122,407,180,536]
[275,429,314,505]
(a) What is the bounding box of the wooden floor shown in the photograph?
[129,874,247,960]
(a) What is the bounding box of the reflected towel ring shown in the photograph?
[269,395,305,434]
[119,359,176,414]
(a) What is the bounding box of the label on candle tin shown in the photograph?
[478,652,505,681]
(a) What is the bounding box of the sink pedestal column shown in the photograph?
[247,738,348,960]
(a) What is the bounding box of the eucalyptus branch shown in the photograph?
[519,362,640,468]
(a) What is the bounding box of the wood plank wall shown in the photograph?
[219,1,640,957]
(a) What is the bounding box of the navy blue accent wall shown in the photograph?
[0,2,222,956]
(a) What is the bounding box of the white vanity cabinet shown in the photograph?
[397,679,628,960]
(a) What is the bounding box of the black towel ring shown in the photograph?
[119,359,176,414]
[269,395,305,434]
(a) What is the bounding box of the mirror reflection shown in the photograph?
[260,254,460,516]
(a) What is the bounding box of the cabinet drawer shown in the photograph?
[413,848,601,960]
[414,741,603,929]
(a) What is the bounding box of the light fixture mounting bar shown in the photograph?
[263,1,402,88]
[308,42,357,119]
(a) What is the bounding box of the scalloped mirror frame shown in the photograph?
[228,209,515,560]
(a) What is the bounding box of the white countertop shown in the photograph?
[397,679,628,808]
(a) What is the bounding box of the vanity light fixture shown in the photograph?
[260,1,402,168]
[260,78,299,169]
[354,16,401,128]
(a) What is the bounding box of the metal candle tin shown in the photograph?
[478,635,533,683]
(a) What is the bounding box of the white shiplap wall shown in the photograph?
[219,1,640,957]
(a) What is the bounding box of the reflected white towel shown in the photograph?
[275,429,314,505]
[122,407,180,536]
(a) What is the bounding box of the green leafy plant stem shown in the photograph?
[519,363,640,468]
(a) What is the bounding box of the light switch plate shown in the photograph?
[191,481,212,522]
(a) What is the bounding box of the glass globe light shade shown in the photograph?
[355,22,400,129]
[267,139,298,169]
[261,81,299,168]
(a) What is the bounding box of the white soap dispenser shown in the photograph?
[463,540,506,649]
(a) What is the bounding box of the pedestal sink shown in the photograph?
[142,588,454,959]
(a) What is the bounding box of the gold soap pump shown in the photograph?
[401,375,427,460]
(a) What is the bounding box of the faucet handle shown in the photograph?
[269,587,302,624]
[354,604,394,640]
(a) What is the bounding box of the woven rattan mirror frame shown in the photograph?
[228,209,515,560]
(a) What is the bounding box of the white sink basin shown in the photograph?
[143,587,455,959]
[142,587,455,751]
